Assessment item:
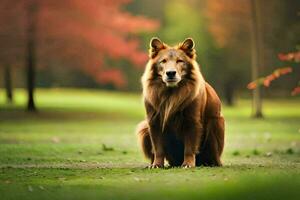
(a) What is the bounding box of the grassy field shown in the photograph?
[0,89,299,200]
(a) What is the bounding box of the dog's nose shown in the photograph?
[166,71,176,79]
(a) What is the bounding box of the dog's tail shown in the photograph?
[136,120,153,162]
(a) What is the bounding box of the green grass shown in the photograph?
[0,88,299,200]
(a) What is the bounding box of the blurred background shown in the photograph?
[0,0,299,112]
[0,1,299,199]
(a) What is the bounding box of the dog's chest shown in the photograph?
[162,111,186,137]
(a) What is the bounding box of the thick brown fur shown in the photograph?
[136,38,225,168]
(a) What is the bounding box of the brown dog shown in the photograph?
[136,37,224,168]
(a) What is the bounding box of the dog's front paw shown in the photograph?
[181,163,194,168]
[182,155,195,168]
[148,163,164,169]
[149,157,164,169]
[181,160,195,168]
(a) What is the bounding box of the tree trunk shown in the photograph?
[26,1,38,112]
[4,65,13,104]
[224,80,235,106]
[250,0,263,118]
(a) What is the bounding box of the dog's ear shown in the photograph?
[149,37,165,58]
[179,38,196,58]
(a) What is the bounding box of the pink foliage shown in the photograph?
[96,69,127,89]
[278,51,300,62]
[0,0,159,87]
[247,67,293,89]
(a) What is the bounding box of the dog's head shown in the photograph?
[148,37,196,87]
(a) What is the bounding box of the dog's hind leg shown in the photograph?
[136,120,154,164]
[196,116,225,166]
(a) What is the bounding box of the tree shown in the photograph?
[0,1,24,105]
[205,0,299,114]
[205,0,264,116]
[3,65,13,104]
[249,0,263,118]
[205,0,252,106]
[0,0,158,110]
[25,1,38,111]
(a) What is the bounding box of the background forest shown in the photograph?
[1,0,299,106]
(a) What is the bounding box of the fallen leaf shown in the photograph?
[51,137,61,143]
[28,185,33,192]
[265,152,272,157]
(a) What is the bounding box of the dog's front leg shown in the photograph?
[182,122,202,168]
[145,101,165,168]
[149,126,165,168]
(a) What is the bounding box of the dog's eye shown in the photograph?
[176,59,184,63]
[160,59,167,64]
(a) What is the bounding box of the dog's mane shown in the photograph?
[142,58,206,131]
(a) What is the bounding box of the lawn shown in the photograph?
[0,89,299,200]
